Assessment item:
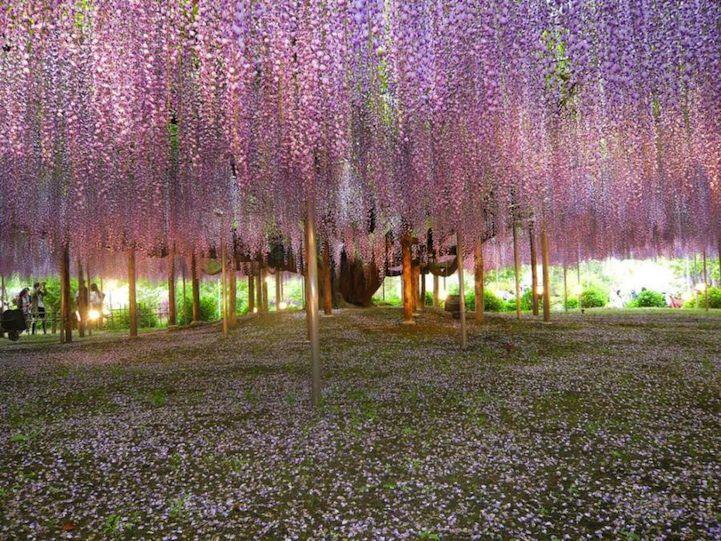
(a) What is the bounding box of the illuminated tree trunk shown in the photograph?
[322,240,333,315]
[457,231,467,349]
[420,270,426,309]
[541,222,552,322]
[512,224,522,320]
[191,253,201,323]
[60,245,72,343]
[220,239,228,338]
[529,224,539,316]
[77,259,86,338]
[474,241,484,322]
[168,249,176,327]
[401,233,414,324]
[248,273,255,313]
[433,274,439,308]
[305,201,321,407]
[128,248,138,338]
[275,269,282,312]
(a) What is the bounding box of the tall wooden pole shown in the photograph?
[255,267,263,313]
[191,253,201,323]
[248,272,255,313]
[411,262,420,312]
[322,240,333,315]
[420,270,426,309]
[182,266,187,323]
[432,273,439,308]
[401,233,414,324]
[262,268,269,312]
[228,265,237,326]
[61,245,72,343]
[77,259,86,337]
[168,248,177,327]
[703,249,709,311]
[474,241,485,322]
[220,238,228,337]
[540,222,552,322]
[305,200,321,406]
[457,231,467,349]
[128,248,138,338]
[529,223,539,316]
[512,223,522,320]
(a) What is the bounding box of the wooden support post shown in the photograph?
[420,269,426,309]
[540,222,552,322]
[411,262,420,312]
[512,223,522,320]
[77,259,86,337]
[576,251,582,312]
[228,265,237,326]
[221,239,228,337]
[248,272,255,313]
[168,248,177,327]
[305,200,321,407]
[474,241,485,322]
[262,268,269,312]
[433,273,439,308]
[401,233,415,324]
[703,249,709,312]
[322,240,333,315]
[529,223,539,316]
[191,253,201,323]
[457,231,467,349]
[128,248,138,338]
[181,266,187,324]
[61,245,72,343]
[256,268,263,313]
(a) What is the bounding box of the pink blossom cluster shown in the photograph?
[1,1,719,275]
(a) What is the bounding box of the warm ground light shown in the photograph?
[1,308,719,539]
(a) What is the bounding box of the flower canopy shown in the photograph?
[1,0,720,276]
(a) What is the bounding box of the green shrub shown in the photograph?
[177,294,218,324]
[628,289,666,308]
[579,286,608,308]
[684,286,721,309]
[565,297,579,309]
[483,290,505,312]
[462,289,504,312]
[106,302,159,330]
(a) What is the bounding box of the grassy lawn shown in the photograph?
[1,308,720,539]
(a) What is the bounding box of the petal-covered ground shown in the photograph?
[1,308,720,540]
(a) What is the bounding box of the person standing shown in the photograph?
[89,283,105,329]
[16,288,31,333]
[31,282,47,335]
